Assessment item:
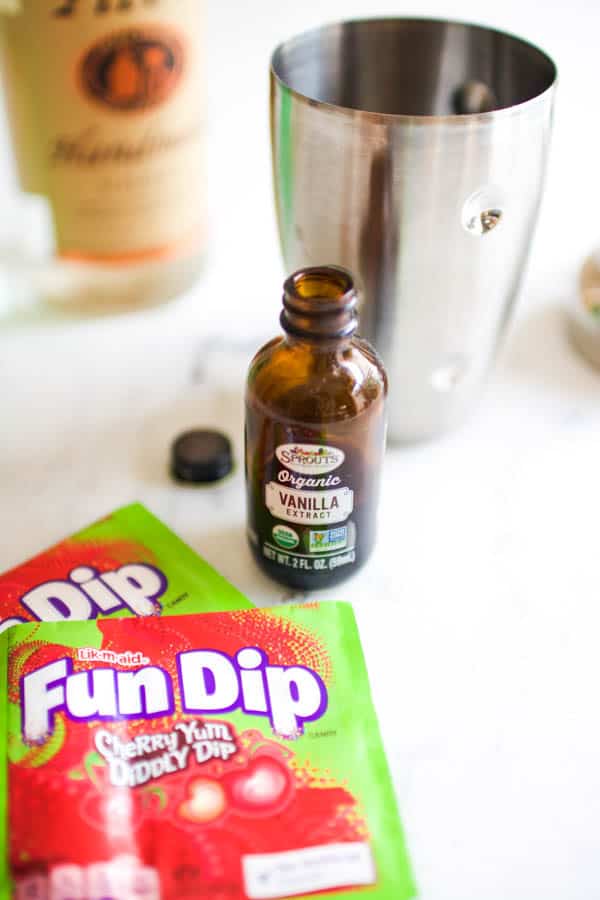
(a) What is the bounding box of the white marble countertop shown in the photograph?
[2,0,600,898]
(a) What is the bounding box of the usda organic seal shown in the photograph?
[272,524,299,550]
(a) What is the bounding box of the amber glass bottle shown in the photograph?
[245,265,388,590]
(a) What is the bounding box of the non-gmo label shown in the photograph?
[272,524,300,550]
[309,527,347,553]
[276,444,345,475]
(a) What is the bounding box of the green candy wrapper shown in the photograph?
[0,503,251,635]
[0,603,415,900]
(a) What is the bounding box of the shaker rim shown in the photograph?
[270,16,557,125]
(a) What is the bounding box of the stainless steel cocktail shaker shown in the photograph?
[271,19,557,441]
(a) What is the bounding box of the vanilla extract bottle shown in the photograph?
[245,266,388,590]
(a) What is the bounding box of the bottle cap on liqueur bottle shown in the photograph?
[171,429,233,483]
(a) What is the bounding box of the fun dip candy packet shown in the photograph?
[0,503,251,634]
[0,603,415,900]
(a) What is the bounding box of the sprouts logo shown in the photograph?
[276,444,345,476]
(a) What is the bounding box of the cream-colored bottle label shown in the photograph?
[1,0,204,261]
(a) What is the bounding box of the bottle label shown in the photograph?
[1,0,204,261]
[261,442,357,575]
[266,484,354,525]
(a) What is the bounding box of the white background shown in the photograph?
[1,1,600,898]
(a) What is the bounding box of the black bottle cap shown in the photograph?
[171,430,233,483]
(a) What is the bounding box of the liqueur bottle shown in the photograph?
[245,265,388,590]
[0,0,205,310]
[571,250,600,369]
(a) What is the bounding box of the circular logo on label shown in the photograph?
[272,525,300,550]
[80,26,185,112]
[276,443,345,476]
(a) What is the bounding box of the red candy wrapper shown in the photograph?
[0,503,251,636]
[1,604,415,899]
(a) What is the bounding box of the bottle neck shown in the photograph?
[283,332,353,355]
[280,266,358,342]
